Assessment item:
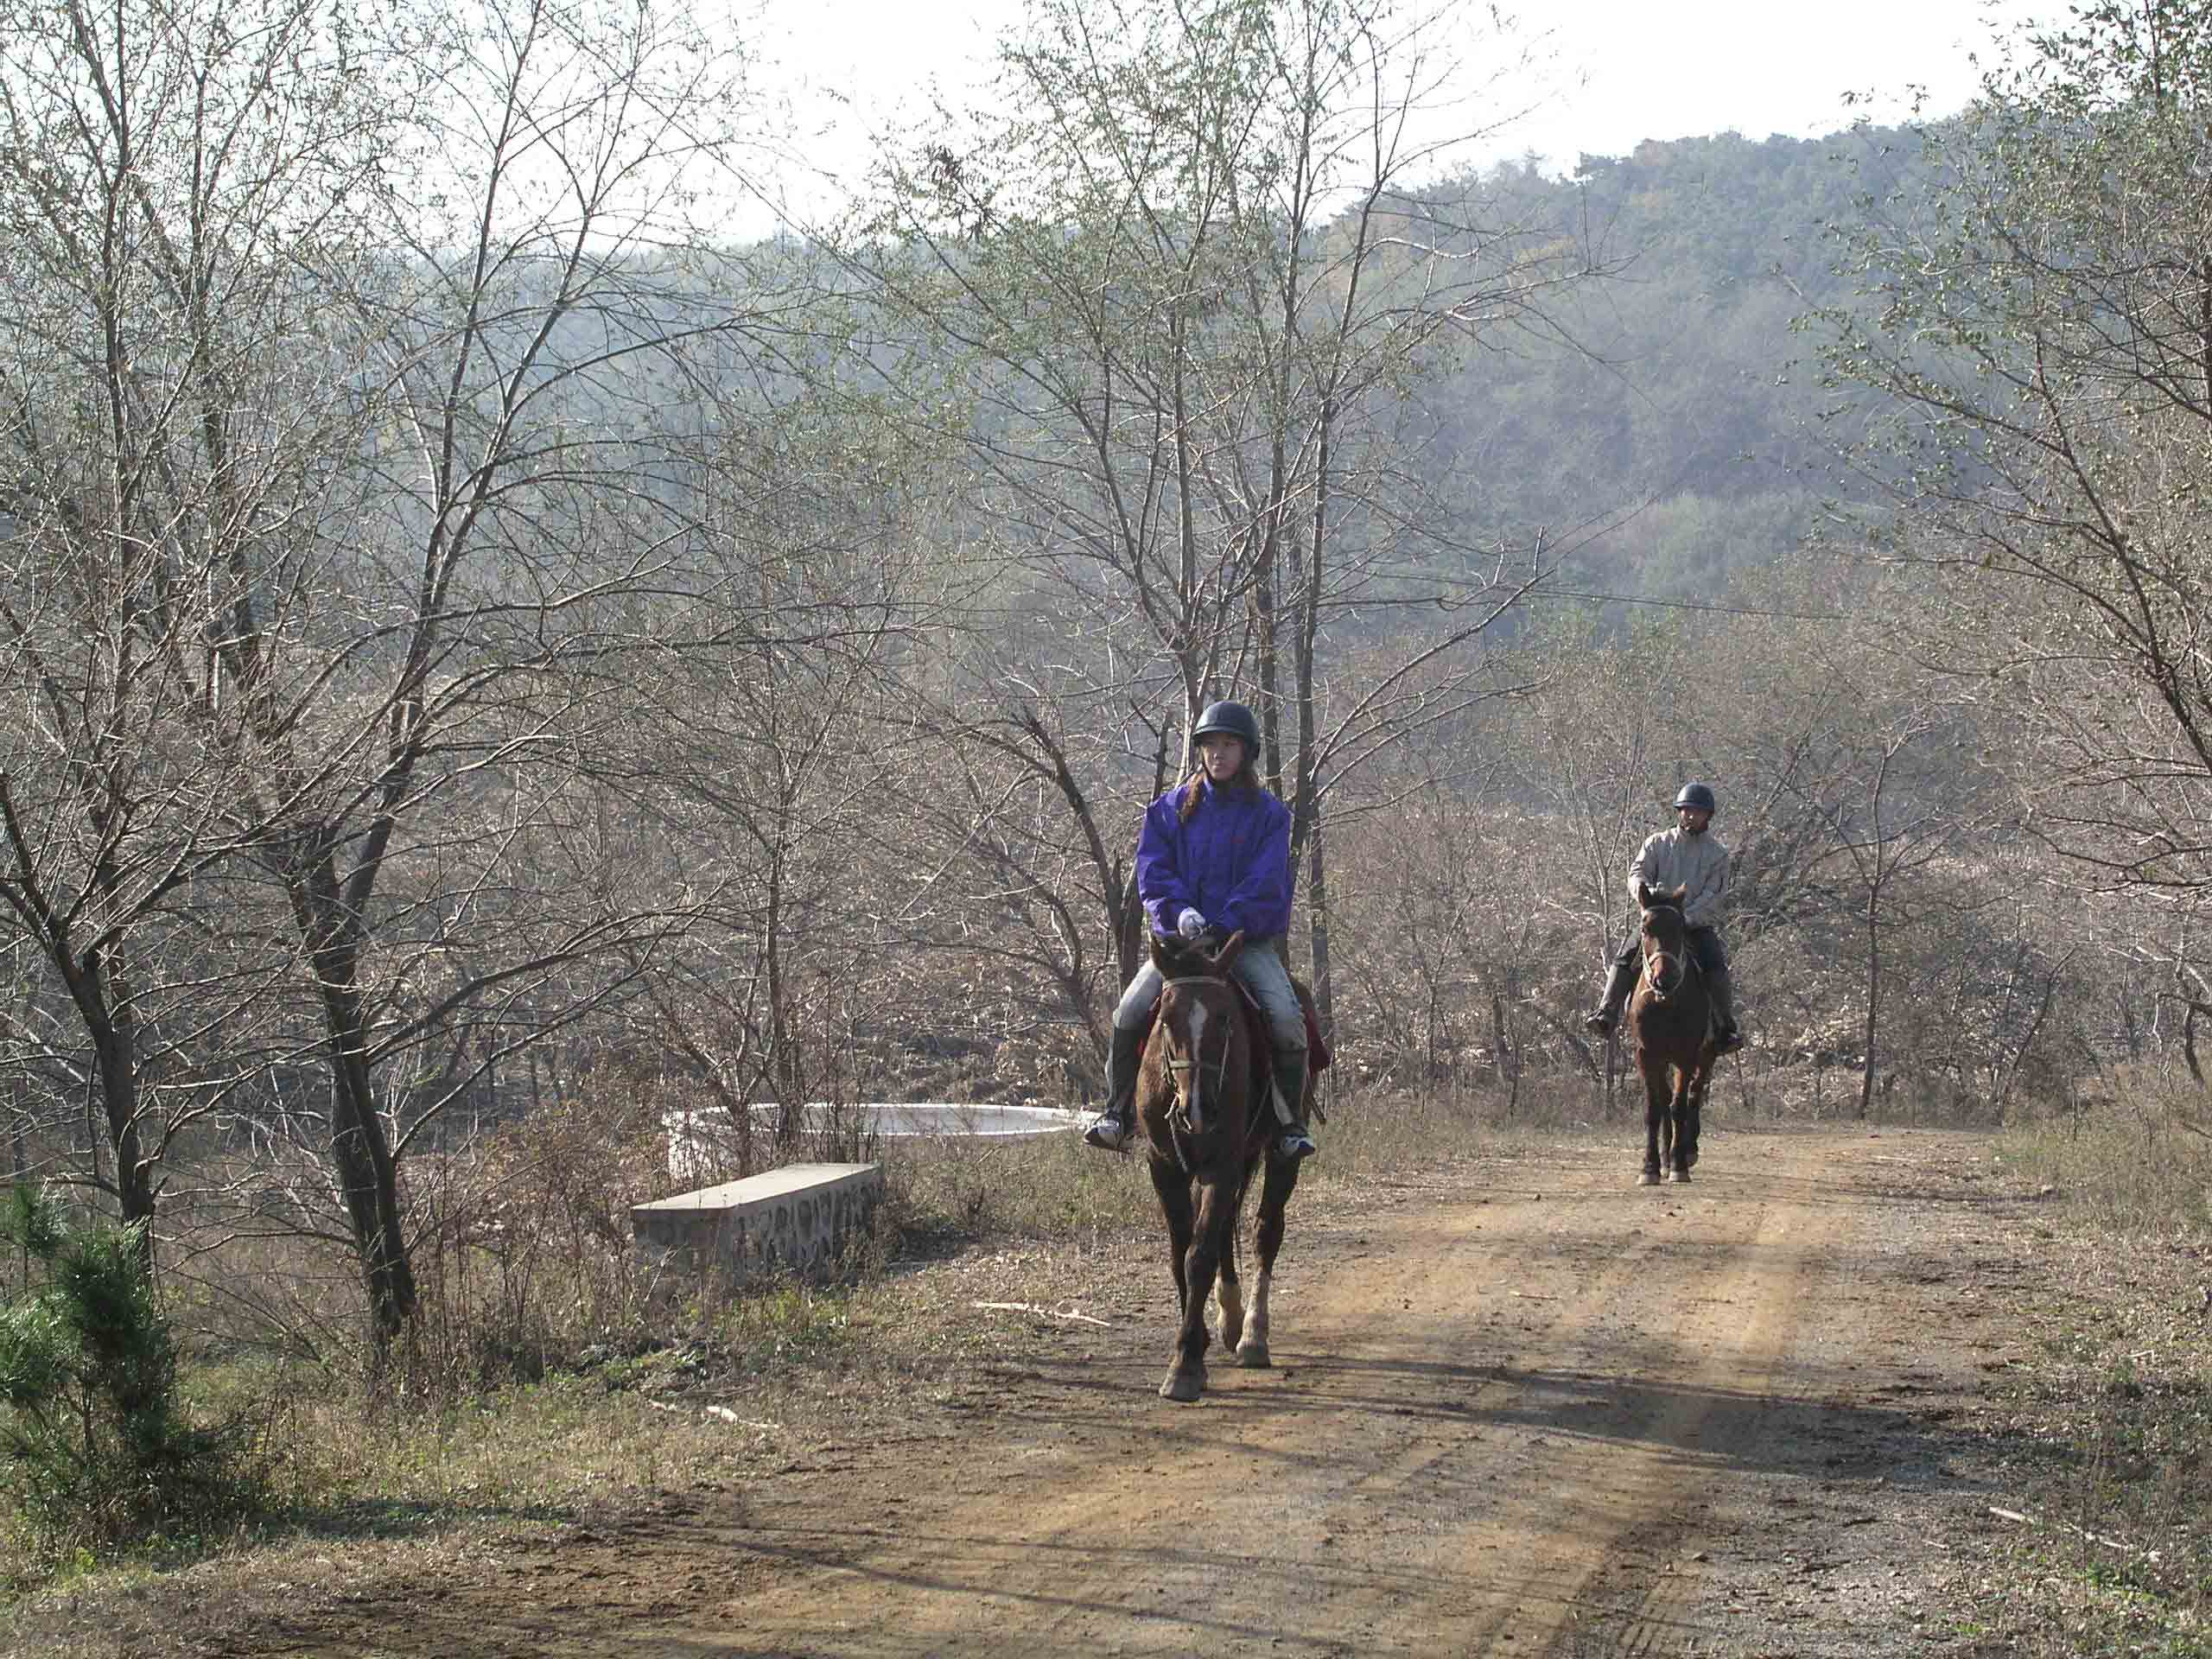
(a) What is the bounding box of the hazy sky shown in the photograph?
[748,0,2047,224]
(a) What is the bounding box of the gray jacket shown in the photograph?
[1629,827,1731,931]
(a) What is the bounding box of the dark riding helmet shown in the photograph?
[1674,781,1718,814]
[1192,699,1262,759]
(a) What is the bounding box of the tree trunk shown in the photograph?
[289,853,416,1346]
[1295,403,1333,1037]
[321,990,416,1344]
[1305,815,1336,1049]
[1858,909,1881,1121]
[88,1007,156,1269]
[1254,436,1289,791]
[1491,989,1521,1118]
[765,846,801,1125]
[51,935,157,1270]
[92,1047,156,1260]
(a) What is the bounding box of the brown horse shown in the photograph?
[1627,880,1714,1185]
[1135,929,1306,1402]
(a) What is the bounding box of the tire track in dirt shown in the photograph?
[1228,1157,1855,1656]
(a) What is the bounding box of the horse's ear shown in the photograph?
[1667,884,1688,906]
[1150,931,1176,974]
[1212,929,1247,974]
[1634,880,1655,910]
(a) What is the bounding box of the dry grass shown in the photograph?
[1940,1076,2212,1656]
[1993,1074,2212,1236]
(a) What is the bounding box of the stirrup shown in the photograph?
[1277,1124,1317,1162]
[1713,1026,1746,1056]
[1084,1109,1134,1151]
[1584,1008,1618,1035]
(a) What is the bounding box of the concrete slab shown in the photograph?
[632,1161,881,1282]
[662,1103,1077,1183]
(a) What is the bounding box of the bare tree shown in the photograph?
[0,0,413,1256]
[1808,3,2212,1027]
[838,0,1587,1051]
[1781,696,1959,1116]
[0,0,857,1346]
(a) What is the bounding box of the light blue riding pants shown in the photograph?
[1114,937,1307,1059]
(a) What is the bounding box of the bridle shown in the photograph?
[1640,903,1694,1002]
[1157,974,1236,1140]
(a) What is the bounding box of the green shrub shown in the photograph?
[0,1185,260,1553]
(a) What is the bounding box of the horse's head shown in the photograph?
[1149,925,1246,982]
[1635,880,1692,1001]
[1145,929,1249,1138]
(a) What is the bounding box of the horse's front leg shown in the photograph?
[1213,1156,1254,1357]
[1680,1058,1709,1173]
[1638,1060,1668,1185]
[1665,1069,1694,1183]
[1236,1147,1301,1368]
[1148,1155,1196,1361]
[1161,1173,1236,1402]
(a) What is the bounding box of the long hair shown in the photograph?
[1178,753,1262,823]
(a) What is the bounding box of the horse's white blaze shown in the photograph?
[1183,1000,1209,1132]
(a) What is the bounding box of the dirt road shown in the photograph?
[218,1126,2037,1657]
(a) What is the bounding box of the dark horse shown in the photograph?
[1135,929,1306,1402]
[1627,880,1714,1185]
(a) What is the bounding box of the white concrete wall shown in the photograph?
[662,1103,1077,1184]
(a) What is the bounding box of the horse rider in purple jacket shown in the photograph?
[1084,700,1317,1161]
[1584,781,1746,1053]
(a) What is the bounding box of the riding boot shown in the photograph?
[1709,966,1745,1054]
[1583,955,1641,1034]
[1271,1048,1316,1162]
[1084,1022,1147,1151]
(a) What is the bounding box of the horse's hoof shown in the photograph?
[1160,1368,1205,1402]
[1235,1338,1271,1369]
[1637,1170,1660,1186]
[1669,1168,1692,1184]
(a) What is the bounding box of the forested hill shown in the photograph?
[1417,124,1936,601]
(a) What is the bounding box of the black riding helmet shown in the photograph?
[1192,699,1262,759]
[1674,781,1718,814]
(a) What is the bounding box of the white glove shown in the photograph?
[1177,908,1209,939]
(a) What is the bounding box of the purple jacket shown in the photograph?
[1135,777,1294,941]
